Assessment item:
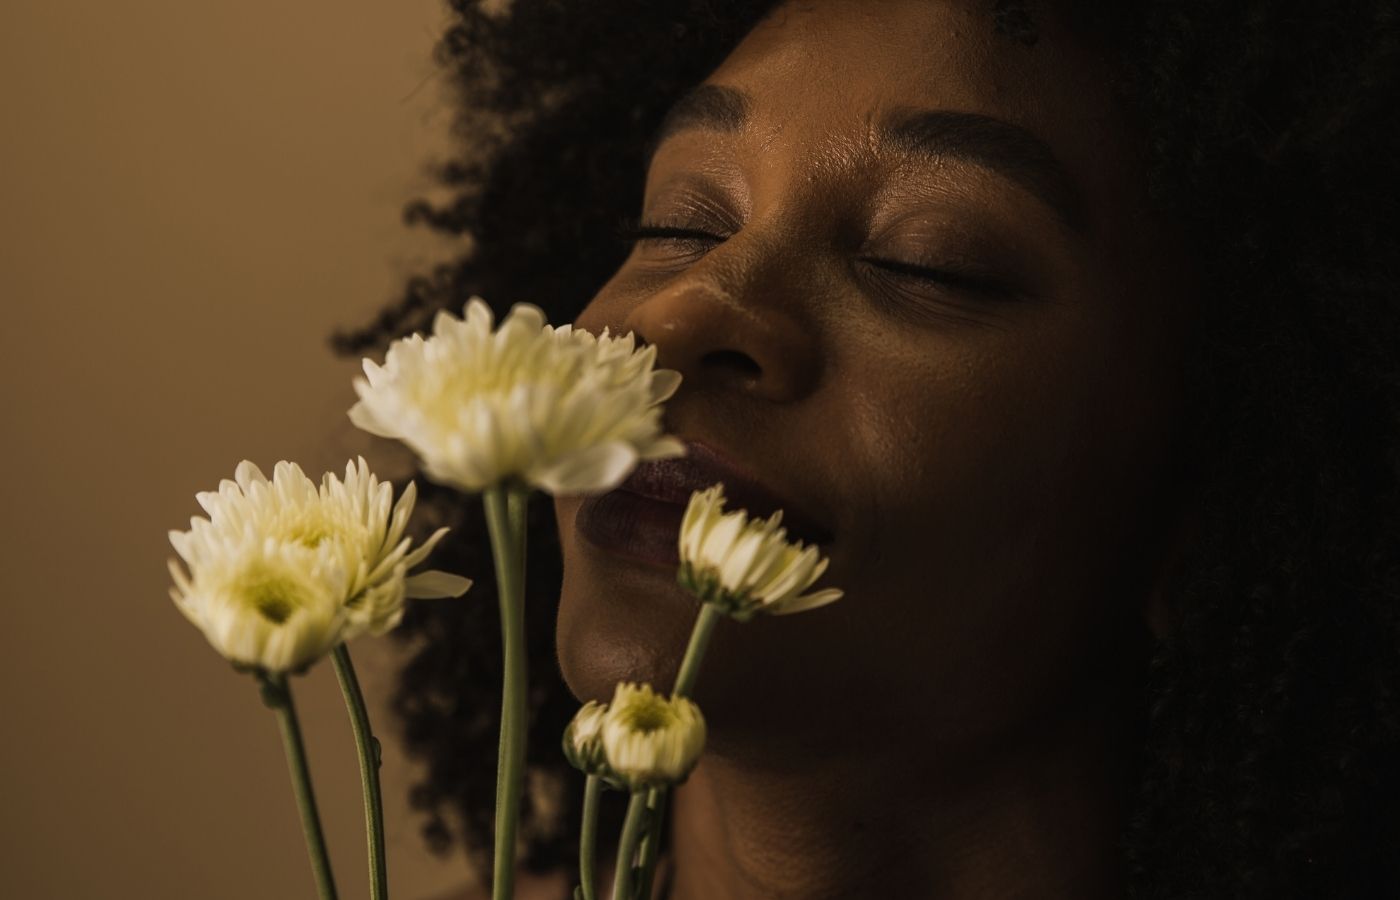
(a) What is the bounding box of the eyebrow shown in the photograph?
[647,83,751,151]
[644,83,1087,233]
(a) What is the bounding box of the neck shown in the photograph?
[666,695,1139,900]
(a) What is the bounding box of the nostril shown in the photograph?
[702,349,762,380]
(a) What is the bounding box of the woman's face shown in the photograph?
[553,0,1196,759]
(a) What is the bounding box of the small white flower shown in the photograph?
[168,459,471,673]
[600,683,705,790]
[348,297,685,495]
[678,484,843,621]
[168,534,349,674]
[562,700,609,775]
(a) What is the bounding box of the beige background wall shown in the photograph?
[0,2,481,897]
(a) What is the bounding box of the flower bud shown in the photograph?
[600,683,706,790]
[677,484,843,622]
[562,700,609,775]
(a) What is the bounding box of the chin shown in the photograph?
[553,498,699,701]
[550,495,847,752]
[557,601,684,703]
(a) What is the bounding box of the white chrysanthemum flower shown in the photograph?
[677,483,843,621]
[169,534,350,674]
[600,683,705,790]
[562,700,609,775]
[347,297,685,494]
[168,459,471,673]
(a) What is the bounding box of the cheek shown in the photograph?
[830,310,1174,737]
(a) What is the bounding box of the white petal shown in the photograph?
[167,557,192,595]
[532,442,638,495]
[348,397,398,439]
[234,460,268,490]
[758,546,822,604]
[649,369,683,403]
[720,529,769,589]
[404,570,473,599]
[401,526,450,569]
[504,301,547,333]
[639,434,688,461]
[386,480,417,544]
[701,514,746,572]
[770,587,844,615]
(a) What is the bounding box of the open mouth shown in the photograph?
[575,489,688,570]
[572,437,835,571]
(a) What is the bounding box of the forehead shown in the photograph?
[673,0,1142,228]
[712,0,1036,121]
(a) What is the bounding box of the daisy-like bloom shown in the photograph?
[562,700,609,776]
[600,683,706,790]
[168,458,471,673]
[169,534,351,675]
[677,483,844,622]
[347,297,685,495]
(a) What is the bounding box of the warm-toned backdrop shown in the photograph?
[0,2,484,897]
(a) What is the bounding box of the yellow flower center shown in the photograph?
[619,695,675,734]
[238,566,311,624]
[281,511,336,548]
[288,526,331,548]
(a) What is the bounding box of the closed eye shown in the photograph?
[858,256,1009,296]
[615,219,727,248]
[615,218,1014,299]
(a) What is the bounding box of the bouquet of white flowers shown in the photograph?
[167,298,842,900]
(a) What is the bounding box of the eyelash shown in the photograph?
[615,218,720,250]
[614,216,1006,296]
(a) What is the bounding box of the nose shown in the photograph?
[621,274,822,403]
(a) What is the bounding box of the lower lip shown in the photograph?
[575,490,685,569]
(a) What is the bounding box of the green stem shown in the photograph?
[672,603,722,699]
[258,672,339,900]
[610,792,650,900]
[484,482,531,900]
[331,644,388,900]
[631,601,722,898]
[578,774,603,900]
[632,788,669,900]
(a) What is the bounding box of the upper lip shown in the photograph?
[616,439,835,547]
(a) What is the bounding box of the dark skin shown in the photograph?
[543,1,1202,898]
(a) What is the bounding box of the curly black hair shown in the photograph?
[333,1,1400,896]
